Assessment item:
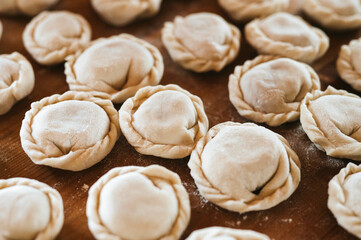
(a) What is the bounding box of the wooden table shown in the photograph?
[0,0,360,239]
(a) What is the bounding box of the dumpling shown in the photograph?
[0,177,63,240]
[245,12,329,63]
[328,163,361,239]
[65,33,164,103]
[229,55,320,126]
[20,91,120,171]
[186,227,270,240]
[0,0,59,16]
[86,165,190,240]
[91,0,162,26]
[119,84,209,159]
[0,52,34,115]
[300,86,361,160]
[162,12,240,72]
[337,37,361,91]
[23,11,91,65]
[304,0,361,30]
[217,0,289,22]
[188,121,301,214]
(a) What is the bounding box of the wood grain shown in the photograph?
[0,0,361,239]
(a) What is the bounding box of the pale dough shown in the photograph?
[337,37,361,91]
[228,55,320,126]
[65,33,164,103]
[217,0,289,21]
[188,121,301,214]
[119,84,209,159]
[0,0,59,16]
[91,0,162,26]
[86,165,190,240]
[304,0,361,30]
[328,163,361,239]
[186,227,270,240]
[20,91,120,171]
[0,52,35,115]
[0,177,64,240]
[245,12,329,63]
[162,12,240,72]
[23,11,91,65]
[300,86,361,160]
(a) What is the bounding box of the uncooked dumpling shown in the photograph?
[119,84,209,159]
[337,37,361,91]
[328,163,361,239]
[86,165,190,240]
[245,12,329,63]
[162,12,240,72]
[229,55,320,126]
[20,91,120,171]
[217,0,289,21]
[0,0,59,16]
[304,0,361,30]
[65,33,164,103]
[0,177,64,240]
[300,86,361,160]
[91,0,162,26]
[188,121,301,214]
[186,227,270,240]
[0,52,34,115]
[23,11,91,65]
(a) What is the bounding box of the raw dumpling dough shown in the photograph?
[23,11,91,65]
[337,37,361,91]
[0,52,35,115]
[328,163,361,238]
[86,165,190,240]
[65,33,164,103]
[186,227,270,240]
[229,55,320,126]
[188,121,301,214]
[300,86,361,160]
[304,0,361,30]
[0,177,63,240]
[0,0,59,16]
[217,0,289,21]
[91,0,162,26]
[162,12,240,72]
[245,12,329,63]
[20,91,120,171]
[119,84,209,159]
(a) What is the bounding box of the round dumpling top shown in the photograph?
[91,0,162,26]
[304,0,361,30]
[133,90,197,146]
[188,122,301,214]
[0,0,59,16]
[65,34,164,103]
[0,185,51,240]
[301,86,361,160]
[186,226,270,240]
[162,12,240,72]
[74,39,153,93]
[99,172,178,239]
[173,13,233,60]
[86,165,190,240]
[259,12,319,48]
[241,58,314,114]
[201,124,282,201]
[31,100,110,157]
[350,40,361,75]
[119,84,209,159]
[23,11,91,65]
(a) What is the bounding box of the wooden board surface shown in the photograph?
[1,0,361,239]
